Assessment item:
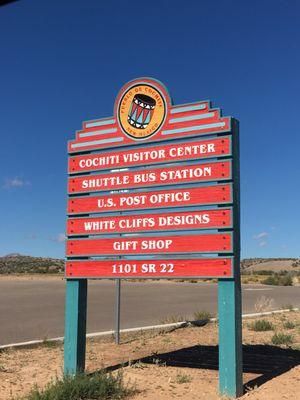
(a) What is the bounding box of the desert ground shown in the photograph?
[0,311,299,400]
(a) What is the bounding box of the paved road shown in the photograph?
[0,278,299,345]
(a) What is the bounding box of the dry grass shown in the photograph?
[254,296,275,313]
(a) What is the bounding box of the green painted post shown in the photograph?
[218,119,243,397]
[64,278,88,375]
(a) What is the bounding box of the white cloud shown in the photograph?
[3,178,31,189]
[49,233,66,243]
[253,232,268,240]
[259,241,267,247]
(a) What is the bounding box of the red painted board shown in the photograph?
[68,161,231,194]
[67,208,232,236]
[65,258,234,279]
[68,137,232,174]
[66,233,233,256]
[68,184,232,215]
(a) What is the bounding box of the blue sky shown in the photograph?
[0,0,299,259]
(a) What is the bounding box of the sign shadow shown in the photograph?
[101,344,300,394]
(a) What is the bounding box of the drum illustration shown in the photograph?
[127,94,156,129]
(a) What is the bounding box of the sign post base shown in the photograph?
[64,279,88,375]
[218,278,243,397]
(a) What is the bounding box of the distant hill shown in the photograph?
[0,254,299,275]
[241,258,300,273]
[0,254,64,274]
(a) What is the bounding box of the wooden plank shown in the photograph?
[66,233,233,257]
[68,184,233,215]
[65,258,233,279]
[67,208,232,236]
[68,161,232,194]
[68,136,232,174]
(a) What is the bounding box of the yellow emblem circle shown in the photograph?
[118,83,166,140]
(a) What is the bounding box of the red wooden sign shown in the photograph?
[68,136,231,174]
[65,258,233,278]
[66,78,236,281]
[66,233,232,256]
[65,78,242,395]
[68,161,231,194]
[68,184,232,215]
[67,208,232,236]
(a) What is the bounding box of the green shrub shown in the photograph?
[262,274,293,286]
[42,339,61,349]
[17,372,132,400]
[193,310,213,321]
[279,275,293,286]
[283,321,296,330]
[0,364,7,372]
[255,270,274,275]
[247,276,260,283]
[271,333,294,346]
[176,374,192,384]
[262,276,279,285]
[281,303,294,311]
[249,319,274,332]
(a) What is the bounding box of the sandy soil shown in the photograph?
[0,274,65,281]
[0,312,299,399]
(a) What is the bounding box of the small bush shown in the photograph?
[42,339,61,349]
[130,361,148,369]
[160,314,187,324]
[255,270,274,275]
[193,310,212,321]
[176,374,192,384]
[271,333,294,346]
[249,319,274,332]
[18,372,132,400]
[279,275,293,286]
[262,274,293,286]
[0,364,7,372]
[281,303,294,311]
[262,276,279,285]
[283,321,296,330]
[246,276,260,283]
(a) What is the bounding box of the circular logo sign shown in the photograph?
[117,83,167,140]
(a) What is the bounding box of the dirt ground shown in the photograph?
[0,312,299,400]
[0,274,65,281]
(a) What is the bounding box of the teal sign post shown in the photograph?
[64,78,243,397]
[218,119,243,397]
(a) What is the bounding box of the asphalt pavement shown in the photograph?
[0,278,299,346]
